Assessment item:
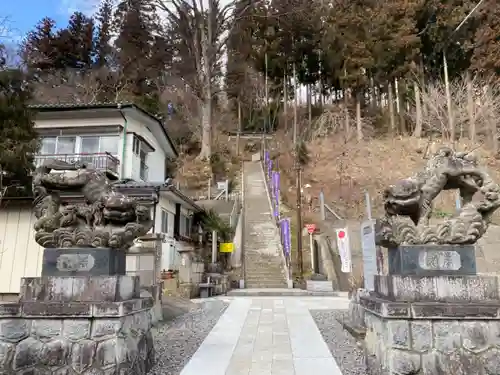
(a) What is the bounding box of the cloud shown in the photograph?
[58,0,103,17]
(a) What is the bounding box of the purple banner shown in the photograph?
[264,151,269,166]
[282,218,291,256]
[267,159,272,180]
[273,172,279,218]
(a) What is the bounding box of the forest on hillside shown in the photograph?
[1,0,500,179]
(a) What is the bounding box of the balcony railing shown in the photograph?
[34,152,120,177]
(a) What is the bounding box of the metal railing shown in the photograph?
[35,152,120,175]
[229,194,241,228]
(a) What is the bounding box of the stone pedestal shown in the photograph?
[360,249,500,375]
[387,245,476,276]
[41,248,126,276]
[0,275,155,374]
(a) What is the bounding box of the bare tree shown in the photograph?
[32,68,131,105]
[154,0,255,160]
[408,75,500,148]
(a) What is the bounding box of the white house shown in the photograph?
[0,103,197,299]
[113,181,202,281]
[32,103,178,182]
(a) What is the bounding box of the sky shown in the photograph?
[1,0,99,42]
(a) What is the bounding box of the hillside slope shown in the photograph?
[277,135,500,222]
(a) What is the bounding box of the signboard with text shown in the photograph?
[361,220,377,291]
[219,243,234,253]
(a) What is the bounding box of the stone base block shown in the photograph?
[388,245,476,276]
[0,299,155,374]
[374,274,500,303]
[20,276,141,302]
[42,248,126,276]
[178,283,198,299]
[364,311,500,375]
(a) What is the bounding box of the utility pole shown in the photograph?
[293,62,304,281]
[237,99,241,155]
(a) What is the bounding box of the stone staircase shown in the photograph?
[243,161,288,288]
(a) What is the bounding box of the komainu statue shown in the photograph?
[33,160,153,249]
[376,147,500,248]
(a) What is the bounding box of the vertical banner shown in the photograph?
[361,220,377,291]
[270,171,275,199]
[336,228,352,273]
[282,218,291,257]
[273,172,280,218]
[264,151,269,167]
[268,159,272,180]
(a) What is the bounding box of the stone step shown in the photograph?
[245,283,289,289]
[245,270,285,276]
[246,275,286,281]
[227,288,348,297]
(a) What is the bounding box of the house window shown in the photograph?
[56,137,77,154]
[184,215,191,236]
[40,137,56,154]
[180,214,191,236]
[40,136,77,155]
[40,135,118,155]
[81,135,119,155]
[139,149,148,180]
[133,136,141,155]
[161,210,169,233]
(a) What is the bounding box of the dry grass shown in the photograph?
[276,133,500,222]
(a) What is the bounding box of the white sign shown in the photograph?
[217,181,227,190]
[361,220,377,291]
[336,228,352,273]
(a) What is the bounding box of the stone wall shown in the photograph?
[0,276,155,374]
[365,311,500,375]
[178,261,204,299]
[0,311,154,374]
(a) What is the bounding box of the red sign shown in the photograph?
[305,224,316,234]
[338,230,346,239]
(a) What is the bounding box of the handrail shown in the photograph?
[324,203,343,220]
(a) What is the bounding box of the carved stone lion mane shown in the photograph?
[33,159,153,249]
[376,147,500,248]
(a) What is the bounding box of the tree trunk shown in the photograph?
[197,17,212,161]
[413,81,422,137]
[388,83,395,135]
[466,71,475,142]
[356,91,362,141]
[198,94,212,160]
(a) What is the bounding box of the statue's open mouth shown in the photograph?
[455,170,484,192]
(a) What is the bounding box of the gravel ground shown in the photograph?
[310,309,367,375]
[149,299,229,375]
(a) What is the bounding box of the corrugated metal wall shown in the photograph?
[0,205,44,293]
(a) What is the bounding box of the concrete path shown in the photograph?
[180,296,349,375]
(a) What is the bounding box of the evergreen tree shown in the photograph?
[114,0,157,97]
[95,0,114,68]
[54,12,95,69]
[0,45,38,186]
[470,3,500,80]
[22,18,57,71]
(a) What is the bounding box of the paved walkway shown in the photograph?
[180,296,349,375]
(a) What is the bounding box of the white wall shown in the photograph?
[0,206,44,294]
[124,116,167,182]
[36,117,124,129]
